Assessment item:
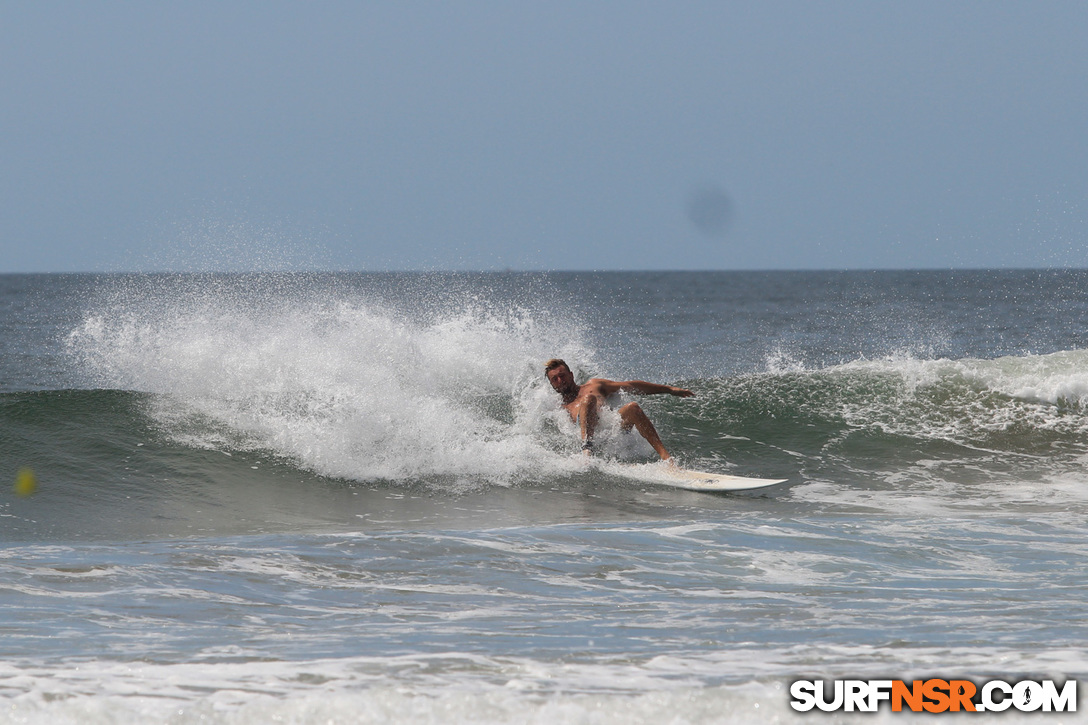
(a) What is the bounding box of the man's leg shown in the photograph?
[575,395,600,454]
[618,402,671,461]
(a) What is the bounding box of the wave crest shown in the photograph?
[65,277,593,486]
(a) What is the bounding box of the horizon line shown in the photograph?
[2,266,1087,276]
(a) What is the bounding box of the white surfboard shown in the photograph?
[603,461,787,492]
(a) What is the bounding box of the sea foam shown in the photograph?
[66,275,594,488]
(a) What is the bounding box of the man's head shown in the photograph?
[544,358,575,395]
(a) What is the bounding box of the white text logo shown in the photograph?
[790,679,1076,713]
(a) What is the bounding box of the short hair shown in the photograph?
[543,358,569,377]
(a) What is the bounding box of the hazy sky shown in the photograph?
[2,2,1086,272]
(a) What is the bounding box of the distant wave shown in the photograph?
[670,351,1088,485]
[689,349,1088,448]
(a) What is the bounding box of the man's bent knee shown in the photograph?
[618,402,644,429]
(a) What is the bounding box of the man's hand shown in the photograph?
[670,387,695,397]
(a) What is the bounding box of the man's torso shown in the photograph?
[561,378,616,419]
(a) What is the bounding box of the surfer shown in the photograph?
[544,358,694,461]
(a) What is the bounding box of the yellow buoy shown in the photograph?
[14,468,37,497]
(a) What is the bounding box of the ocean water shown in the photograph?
[2,270,1087,723]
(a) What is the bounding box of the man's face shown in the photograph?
[546,365,575,394]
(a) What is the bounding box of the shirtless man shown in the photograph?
[544,358,694,461]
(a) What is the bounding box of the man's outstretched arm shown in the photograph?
[594,379,695,397]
